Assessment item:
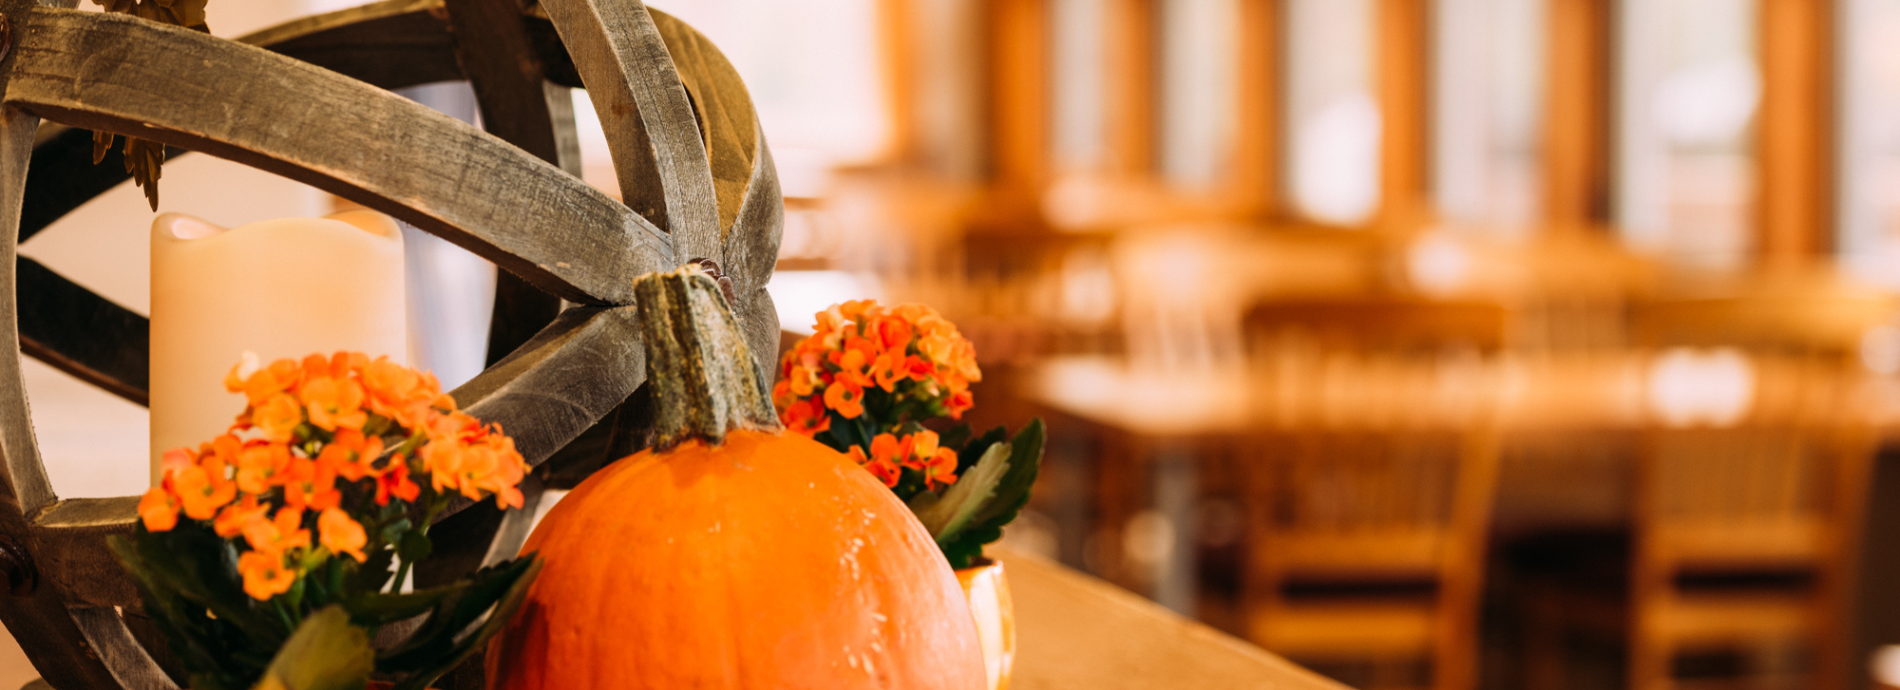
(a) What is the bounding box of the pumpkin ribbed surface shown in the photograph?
[486,429,986,689]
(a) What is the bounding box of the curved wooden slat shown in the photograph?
[0,102,173,690]
[442,0,574,368]
[723,132,785,379]
[239,0,464,91]
[538,0,723,263]
[437,304,646,521]
[20,125,185,244]
[4,7,673,306]
[17,258,147,405]
[641,12,783,377]
[30,497,143,610]
[647,9,759,243]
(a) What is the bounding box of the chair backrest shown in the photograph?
[1251,428,1497,586]
[1245,298,1510,357]
[1241,297,1506,597]
[1638,426,1860,574]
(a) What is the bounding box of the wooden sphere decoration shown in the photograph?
[0,0,785,687]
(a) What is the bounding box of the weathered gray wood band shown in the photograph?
[0,0,783,685]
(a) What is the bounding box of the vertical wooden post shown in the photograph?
[1232,0,1280,217]
[1758,0,1834,265]
[1105,0,1157,176]
[1544,0,1611,231]
[1375,0,1430,229]
[987,0,1052,204]
[879,0,920,165]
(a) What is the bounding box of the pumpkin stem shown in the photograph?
[634,264,782,450]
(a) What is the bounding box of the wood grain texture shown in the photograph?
[19,125,183,244]
[30,497,142,610]
[0,101,176,690]
[16,258,147,405]
[647,9,758,242]
[1758,0,1833,262]
[443,0,574,367]
[997,550,1347,690]
[644,8,782,378]
[436,305,647,522]
[238,0,464,91]
[720,132,783,380]
[5,7,675,305]
[538,0,723,263]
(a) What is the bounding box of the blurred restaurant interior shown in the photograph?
[14,0,1900,688]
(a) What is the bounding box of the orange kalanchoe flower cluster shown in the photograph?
[773,300,981,435]
[847,428,960,490]
[137,352,530,601]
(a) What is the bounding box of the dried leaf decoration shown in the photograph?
[88,0,209,210]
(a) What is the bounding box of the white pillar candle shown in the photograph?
[150,210,408,483]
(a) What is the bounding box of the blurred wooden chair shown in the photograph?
[1521,286,1887,690]
[1630,425,1872,690]
[1239,297,1507,690]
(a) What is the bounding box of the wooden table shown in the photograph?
[997,549,1345,690]
[14,551,1341,690]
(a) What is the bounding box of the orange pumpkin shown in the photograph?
[486,267,985,690]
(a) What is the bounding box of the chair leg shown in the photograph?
[1521,593,1566,690]
[1628,642,1671,690]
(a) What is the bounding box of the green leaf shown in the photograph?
[341,585,456,628]
[110,526,285,644]
[348,548,397,595]
[111,534,260,688]
[938,423,973,460]
[377,556,540,673]
[957,426,1009,474]
[253,606,373,690]
[937,419,1045,569]
[388,557,543,690]
[397,529,432,563]
[910,440,1010,542]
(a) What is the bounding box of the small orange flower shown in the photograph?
[921,447,959,490]
[213,494,269,539]
[772,300,982,435]
[173,463,235,521]
[228,356,303,408]
[237,549,296,601]
[138,488,179,532]
[824,381,865,419]
[872,314,913,352]
[254,393,303,442]
[946,389,974,419]
[371,455,421,505]
[906,430,941,468]
[158,447,195,481]
[783,398,831,436]
[316,429,382,481]
[235,441,291,495]
[829,346,874,390]
[787,364,821,397]
[871,350,907,392]
[301,375,368,432]
[362,356,440,428]
[318,507,368,562]
[242,507,310,555]
[869,433,905,467]
[280,458,341,513]
[866,460,901,488]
